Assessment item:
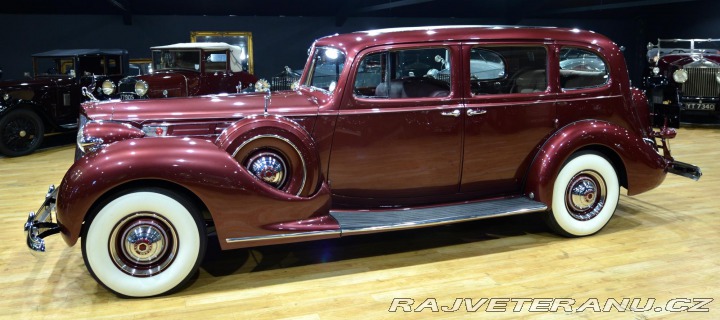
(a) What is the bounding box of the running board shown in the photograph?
[330,196,547,235]
[59,123,79,130]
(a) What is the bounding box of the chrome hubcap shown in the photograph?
[247,152,287,189]
[565,170,606,221]
[110,213,178,277]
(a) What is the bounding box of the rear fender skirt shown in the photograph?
[523,120,667,207]
[56,137,332,249]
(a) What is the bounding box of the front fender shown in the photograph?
[56,137,331,248]
[524,120,667,207]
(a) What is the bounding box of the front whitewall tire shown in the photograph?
[82,189,205,297]
[548,152,620,237]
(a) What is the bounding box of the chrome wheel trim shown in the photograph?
[109,213,178,277]
[232,134,306,196]
[246,151,288,189]
[565,170,606,221]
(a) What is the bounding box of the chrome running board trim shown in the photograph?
[331,197,547,235]
[225,230,340,244]
[225,197,547,244]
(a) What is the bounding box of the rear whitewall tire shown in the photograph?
[82,189,206,297]
[547,152,620,237]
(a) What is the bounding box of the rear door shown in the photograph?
[460,43,557,196]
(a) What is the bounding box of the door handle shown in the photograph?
[467,109,487,117]
[441,109,461,117]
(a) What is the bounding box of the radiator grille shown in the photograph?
[682,67,720,97]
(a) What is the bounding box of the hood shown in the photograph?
[659,54,720,69]
[0,77,68,101]
[120,70,200,98]
[83,90,321,124]
[0,76,66,89]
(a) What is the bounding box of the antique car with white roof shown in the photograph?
[25,26,700,297]
[645,38,720,123]
[95,42,257,100]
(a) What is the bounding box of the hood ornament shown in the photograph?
[254,79,271,115]
[82,87,98,102]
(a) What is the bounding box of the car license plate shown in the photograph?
[120,94,135,101]
[684,102,715,111]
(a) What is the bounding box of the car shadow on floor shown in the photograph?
[199,212,552,278]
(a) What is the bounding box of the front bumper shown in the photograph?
[24,185,60,252]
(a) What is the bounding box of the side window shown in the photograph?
[354,47,450,99]
[205,52,228,72]
[106,56,122,75]
[469,46,547,95]
[559,48,608,89]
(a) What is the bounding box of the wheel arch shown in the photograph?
[5,101,56,130]
[216,115,322,197]
[80,179,212,239]
[523,120,664,207]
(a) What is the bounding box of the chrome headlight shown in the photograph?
[76,117,103,154]
[101,80,116,95]
[652,67,660,75]
[673,69,688,83]
[135,80,149,96]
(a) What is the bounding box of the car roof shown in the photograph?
[314,25,613,53]
[32,49,128,57]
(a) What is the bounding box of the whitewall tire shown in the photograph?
[547,152,620,237]
[82,189,206,297]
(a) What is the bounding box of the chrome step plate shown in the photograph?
[330,197,547,235]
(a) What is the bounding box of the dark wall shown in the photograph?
[0,12,714,84]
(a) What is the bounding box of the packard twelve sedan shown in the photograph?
[25,26,700,297]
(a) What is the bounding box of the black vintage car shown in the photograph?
[0,49,128,156]
[645,39,720,125]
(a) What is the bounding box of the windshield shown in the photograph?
[152,50,201,71]
[305,47,346,93]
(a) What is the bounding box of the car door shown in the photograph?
[328,44,464,206]
[460,43,557,196]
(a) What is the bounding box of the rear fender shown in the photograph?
[56,137,332,248]
[523,120,667,207]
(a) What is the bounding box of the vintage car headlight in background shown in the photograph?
[135,80,149,96]
[101,80,116,95]
[673,69,688,83]
[652,67,660,75]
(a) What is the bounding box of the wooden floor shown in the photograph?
[1,128,718,319]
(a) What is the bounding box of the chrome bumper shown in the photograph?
[24,185,61,252]
[668,160,702,181]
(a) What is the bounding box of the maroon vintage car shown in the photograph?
[25,26,700,297]
[645,38,720,123]
[95,42,257,100]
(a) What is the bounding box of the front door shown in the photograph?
[328,45,464,206]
